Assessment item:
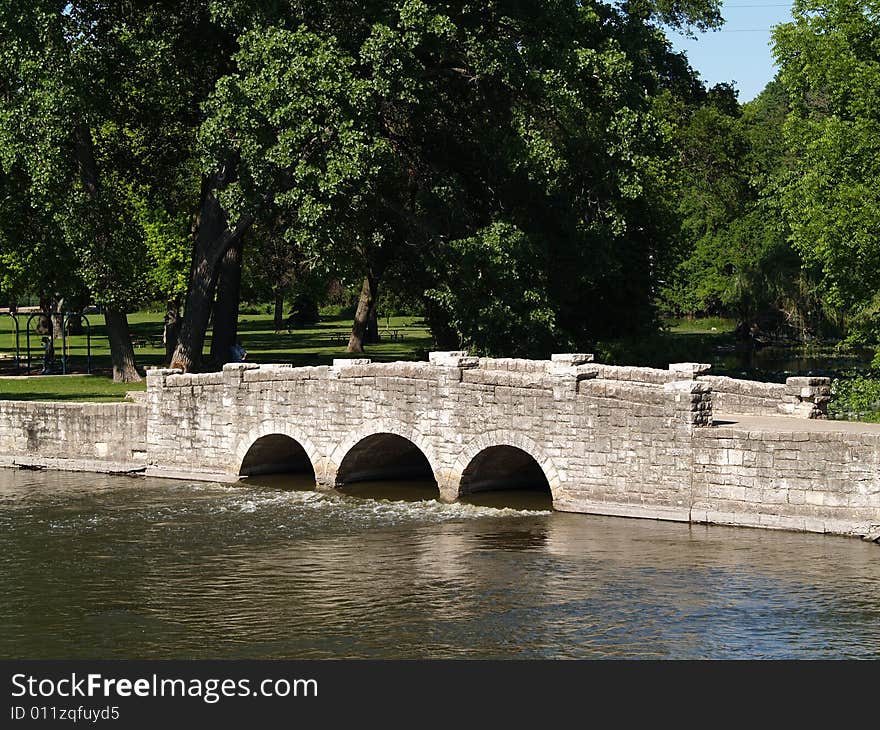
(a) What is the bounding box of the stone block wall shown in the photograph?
[778,377,832,419]
[697,376,788,416]
[144,355,707,516]
[696,375,831,419]
[0,401,147,471]
[692,425,880,535]
[550,378,712,521]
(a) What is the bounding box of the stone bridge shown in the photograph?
[139,352,880,539]
[2,351,878,537]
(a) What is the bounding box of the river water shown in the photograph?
[1,469,879,659]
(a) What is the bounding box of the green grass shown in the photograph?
[2,312,875,410]
[665,316,738,334]
[0,375,144,402]
[0,310,432,401]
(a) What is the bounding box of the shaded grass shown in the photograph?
[0,311,431,401]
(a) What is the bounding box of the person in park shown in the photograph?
[40,336,57,375]
[230,342,247,363]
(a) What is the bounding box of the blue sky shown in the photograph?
[666,1,795,102]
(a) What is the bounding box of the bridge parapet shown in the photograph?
[696,374,830,419]
[145,354,830,422]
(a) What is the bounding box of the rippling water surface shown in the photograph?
[1,469,879,659]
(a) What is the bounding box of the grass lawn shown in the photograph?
[2,311,873,404]
[0,375,142,402]
[665,316,737,334]
[0,309,432,401]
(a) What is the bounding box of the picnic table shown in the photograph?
[323,331,350,345]
[132,334,163,349]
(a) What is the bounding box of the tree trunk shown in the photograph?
[51,298,64,342]
[163,297,181,364]
[37,296,52,335]
[273,290,285,331]
[210,236,243,367]
[104,309,141,382]
[365,304,380,344]
[73,122,141,380]
[347,274,380,353]
[170,179,251,373]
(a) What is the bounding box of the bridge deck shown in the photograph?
[712,413,880,435]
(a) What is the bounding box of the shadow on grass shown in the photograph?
[0,392,129,402]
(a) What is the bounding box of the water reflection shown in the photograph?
[1,469,878,659]
[460,488,553,511]
[714,344,874,381]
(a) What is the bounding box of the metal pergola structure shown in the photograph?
[1,310,92,375]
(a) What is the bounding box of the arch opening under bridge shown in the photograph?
[336,433,439,502]
[238,433,317,489]
[458,445,553,510]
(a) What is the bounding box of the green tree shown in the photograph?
[1,2,237,378]
[0,2,144,380]
[187,0,721,363]
[659,79,824,341]
[773,0,880,344]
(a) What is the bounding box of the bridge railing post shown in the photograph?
[145,368,182,412]
[221,362,260,407]
[222,362,260,381]
[550,353,594,374]
[550,354,597,399]
[781,377,831,419]
[664,380,714,428]
[668,362,712,380]
[145,367,182,389]
[428,351,479,369]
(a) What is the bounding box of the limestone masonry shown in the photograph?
[0,401,146,474]
[1,352,878,540]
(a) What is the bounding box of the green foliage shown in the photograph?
[660,82,801,325]
[828,375,880,422]
[0,2,227,311]
[773,0,880,341]
[426,223,560,357]
[0,0,746,363]
[136,202,192,301]
[199,0,720,354]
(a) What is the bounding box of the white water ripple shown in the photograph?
[211,485,552,524]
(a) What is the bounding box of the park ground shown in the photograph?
[0,310,876,418]
[0,308,432,401]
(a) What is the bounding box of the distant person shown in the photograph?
[40,336,56,374]
[230,342,247,363]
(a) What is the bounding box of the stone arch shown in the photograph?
[234,419,322,479]
[329,419,442,487]
[452,431,561,502]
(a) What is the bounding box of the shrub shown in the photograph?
[828,375,880,422]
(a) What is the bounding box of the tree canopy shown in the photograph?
[2,0,878,374]
[773,0,880,343]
